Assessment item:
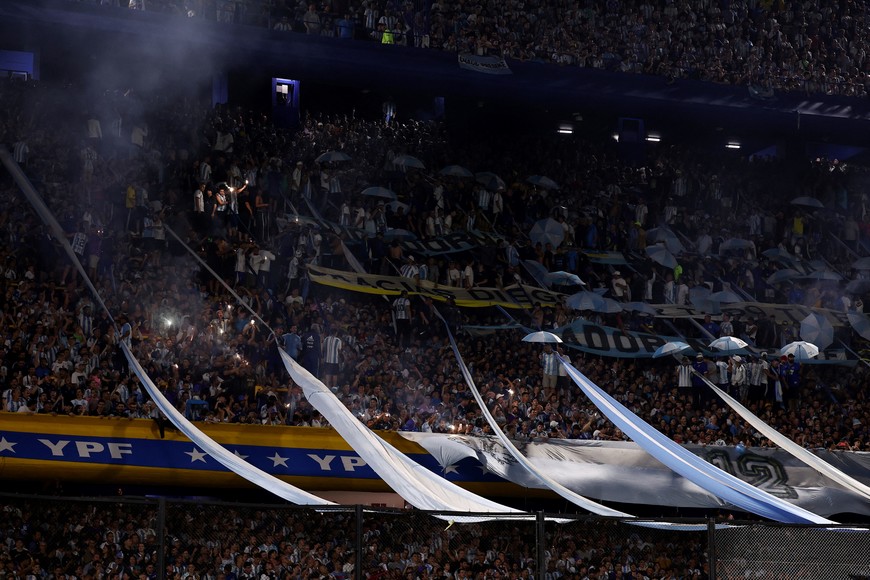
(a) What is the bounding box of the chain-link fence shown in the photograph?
[1,494,868,579]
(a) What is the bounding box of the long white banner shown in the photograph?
[401,433,870,517]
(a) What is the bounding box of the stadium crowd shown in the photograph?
[1,76,868,457]
[74,0,869,97]
[0,497,712,580]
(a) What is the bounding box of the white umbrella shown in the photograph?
[645,227,684,254]
[566,291,606,312]
[361,186,397,200]
[387,201,410,213]
[800,313,834,350]
[853,257,870,270]
[781,341,820,360]
[522,331,563,343]
[847,311,870,341]
[645,245,678,269]
[544,271,584,286]
[439,165,474,178]
[475,172,506,191]
[392,154,426,169]
[762,248,797,263]
[846,279,870,294]
[719,238,755,255]
[766,269,801,285]
[653,341,692,358]
[529,218,565,248]
[791,196,824,209]
[622,302,659,316]
[709,336,749,354]
[315,151,352,163]
[598,297,624,314]
[799,270,843,282]
[708,290,743,303]
[526,175,560,190]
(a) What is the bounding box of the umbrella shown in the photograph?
[387,201,410,213]
[846,279,870,294]
[522,331,563,343]
[315,151,351,163]
[622,302,659,316]
[653,341,692,358]
[708,290,743,303]
[853,257,870,270]
[645,227,684,254]
[529,218,565,249]
[439,165,474,178]
[475,172,506,191]
[719,238,755,255]
[598,297,624,314]
[781,340,820,360]
[526,175,560,190]
[361,186,397,200]
[766,269,801,285]
[791,196,824,209]
[382,228,417,242]
[392,154,425,169]
[544,271,584,286]
[799,270,843,282]
[689,286,721,313]
[709,336,749,354]
[800,313,834,350]
[762,248,797,263]
[847,312,870,341]
[565,291,606,312]
[645,245,678,269]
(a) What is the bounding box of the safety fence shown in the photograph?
[0,493,867,579]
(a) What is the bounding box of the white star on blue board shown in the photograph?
[0,437,16,454]
[185,448,207,463]
[233,450,249,460]
[268,452,289,467]
[443,464,459,475]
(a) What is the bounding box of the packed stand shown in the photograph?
[74,0,869,97]
[0,77,868,471]
[0,497,711,580]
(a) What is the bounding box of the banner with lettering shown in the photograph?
[403,433,870,517]
[458,54,513,75]
[307,265,564,308]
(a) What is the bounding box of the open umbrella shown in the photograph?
[708,290,743,303]
[847,312,870,341]
[781,340,820,360]
[762,248,797,263]
[766,269,801,285]
[653,341,692,358]
[645,245,678,269]
[799,270,843,282]
[361,186,397,200]
[544,271,584,286]
[315,151,351,163]
[598,297,624,314]
[846,279,870,294]
[645,227,684,254]
[392,154,425,169]
[800,313,834,350]
[853,257,870,270]
[522,331,563,343]
[439,165,474,178]
[382,228,417,242]
[475,172,506,191]
[529,218,565,249]
[387,201,410,213]
[719,238,755,255]
[565,291,606,312]
[709,336,749,354]
[791,196,824,209]
[526,175,560,190]
[622,302,659,316]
